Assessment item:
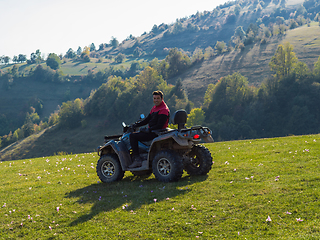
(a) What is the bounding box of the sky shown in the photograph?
[0,0,227,59]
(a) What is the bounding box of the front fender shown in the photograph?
[98,140,131,170]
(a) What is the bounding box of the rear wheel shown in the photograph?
[152,150,183,182]
[184,145,212,175]
[96,154,124,183]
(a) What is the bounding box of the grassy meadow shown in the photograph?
[0,56,158,77]
[1,134,320,239]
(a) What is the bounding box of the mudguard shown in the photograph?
[202,135,214,143]
[98,140,132,170]
[148,129,214,161]
[147,131,193,162]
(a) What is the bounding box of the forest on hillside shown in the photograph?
[1,42,320,149]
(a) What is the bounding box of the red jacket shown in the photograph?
[136,101,170,130]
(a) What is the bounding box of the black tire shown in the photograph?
[96,154,124,183]
[152,150,183,182]
[184,145,213,175]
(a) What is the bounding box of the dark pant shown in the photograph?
[129,132,157,156]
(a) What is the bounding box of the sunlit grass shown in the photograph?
[1,134,320,239]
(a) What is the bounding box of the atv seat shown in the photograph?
[172,109,187,130]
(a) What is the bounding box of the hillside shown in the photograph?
[174,23,320,106]
[1,0,320,159]
[1,22,320,161]
[0,117,120,161]
[104,0,305,56]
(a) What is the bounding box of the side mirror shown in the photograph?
[122,122,126,127]
[140,114,145,119]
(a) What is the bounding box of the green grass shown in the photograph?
[0,56,160,76]
[284,23,320,50]
[1,134,320,239]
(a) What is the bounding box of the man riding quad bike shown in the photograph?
[96,109,214,183]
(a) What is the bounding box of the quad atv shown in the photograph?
[96,110,214,183]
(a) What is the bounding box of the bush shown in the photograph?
[58,99,84,129]
[115,53,125,63]
[46,53,61,70]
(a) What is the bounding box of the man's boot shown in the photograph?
[129,155,142,168]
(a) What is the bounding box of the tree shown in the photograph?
[215,41,226,54]
[165,48,191,78]
[77,46,82,55]
[66,48,76,58]
[152,24,158,33]
[225,13,237,24]
[98,43,104,51]
[115,53,125,63]
[314,56,320,77]
[269,42,298,78]
[186,108,205,127]
[235,26,246,39]
[191,48,204,63]
[205,72,253,122]
[203,84,215,108]
[46,53,61,70]
[127,61,140,76]
[133,47,143,57]
[110,37,119,48]
[58,98,84,128]
[3,56,10,65]
[12,56,18,63]
[204,46,214,59]
[18,54,27,63]
[83,46,90,56]
[30,52,37,63]
[90,43,96,52]
[21,113,34,137]
[29,49,41,64]
[35,49,41,61]
[172,21,183,34]
[48,112,59,126]
[81,46,90,62]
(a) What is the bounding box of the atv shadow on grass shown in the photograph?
[65,174,208,226]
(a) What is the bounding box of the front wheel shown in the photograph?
[152,150,183,182]
[96,154,124,183]
[184,145,213,175]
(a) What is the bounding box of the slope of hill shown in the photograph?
[173,23,320,106]
[0,116,120,161]
[103,0,304,56]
